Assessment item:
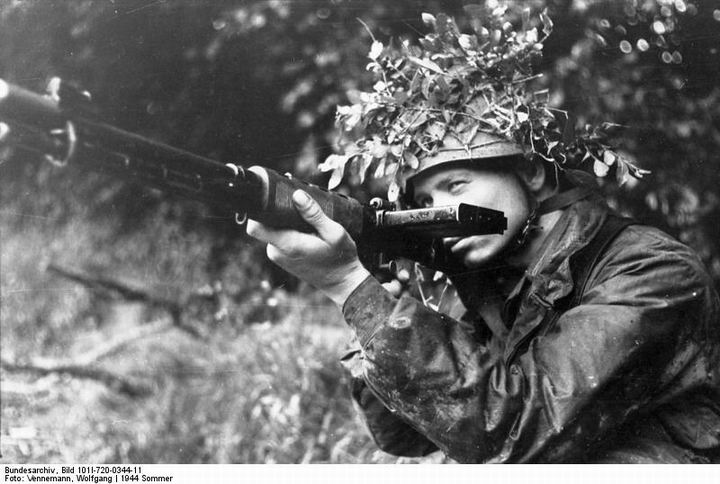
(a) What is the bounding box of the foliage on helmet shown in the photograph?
[319,5,649,200]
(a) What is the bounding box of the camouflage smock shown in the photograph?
[341,198,720,463]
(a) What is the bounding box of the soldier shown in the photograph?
[246,10,720,462]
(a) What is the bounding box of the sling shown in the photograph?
[567,214,637,308]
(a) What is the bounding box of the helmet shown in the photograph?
[320,9,645,199]
[405,128,524,183]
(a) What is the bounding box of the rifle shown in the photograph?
[0,78,507,274]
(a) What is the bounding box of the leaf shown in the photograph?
[424,121,446,142]
[492,6,508,17]
[371,137,389,158]
[407,55,445,75]
[593,159,610,177]
[318,154,347,172]
[328,164,346,189]
[358,154,373,183]
[458,34,477,52]
[393,90,409,104]
[336,104,362,131]
[387,181,400,202]
[421,76,431,99]
[390,144,403,157]
[435,75,449,97]
[615,158,629,185]
[421,13,436,26]
[435,13,453,36]
[603,150,616,166]
[336,105,353,116]
[408,110,428,130]
[525,27,538,44]
[403,150,420,169]
[410,70,423,94]
[373,159,386,179]
[368,41,383,60]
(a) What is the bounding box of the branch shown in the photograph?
[0,380,52,402]
[46,263,202,338]
[77,319,171,365]
[1,357,153,398]
[47,262,180,309]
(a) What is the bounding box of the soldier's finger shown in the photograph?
[247,220,309,250]
[272,232,326,258]
[382,279,403,297]
[266,244,285,265]
[396,268,411,283]
[292,190,342,242]
[246,219,270,241]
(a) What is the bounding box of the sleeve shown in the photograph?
[351,374,439,457]
[340,346,438,457]
[341,230,715,463]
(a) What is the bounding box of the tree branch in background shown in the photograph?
[46,262,203,338]
[0,357,153,398]
[75,319,172,365]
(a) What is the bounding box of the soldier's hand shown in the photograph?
[246,190,371,306]
[381,267,411,297]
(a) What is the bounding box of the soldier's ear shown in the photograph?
[515,159,547,195]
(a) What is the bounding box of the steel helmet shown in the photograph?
[320,8,647,199]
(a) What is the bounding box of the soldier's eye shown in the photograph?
[448,180,467,193]
[416,196,433,208]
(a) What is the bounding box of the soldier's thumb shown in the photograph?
[292,190,333,238]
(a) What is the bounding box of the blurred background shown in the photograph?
[1,0,719,463]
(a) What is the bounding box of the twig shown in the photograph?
[356,18,376,42]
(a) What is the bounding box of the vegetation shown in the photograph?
[1,0,719,463]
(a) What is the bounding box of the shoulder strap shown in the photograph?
[506,214,636,364]
[568,215,636,308]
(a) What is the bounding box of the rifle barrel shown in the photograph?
[0,79,64,130]
[0,79,228,180]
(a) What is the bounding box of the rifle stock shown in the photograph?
[0,78,507,274]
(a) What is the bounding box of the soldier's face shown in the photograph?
[411,166,531,268]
